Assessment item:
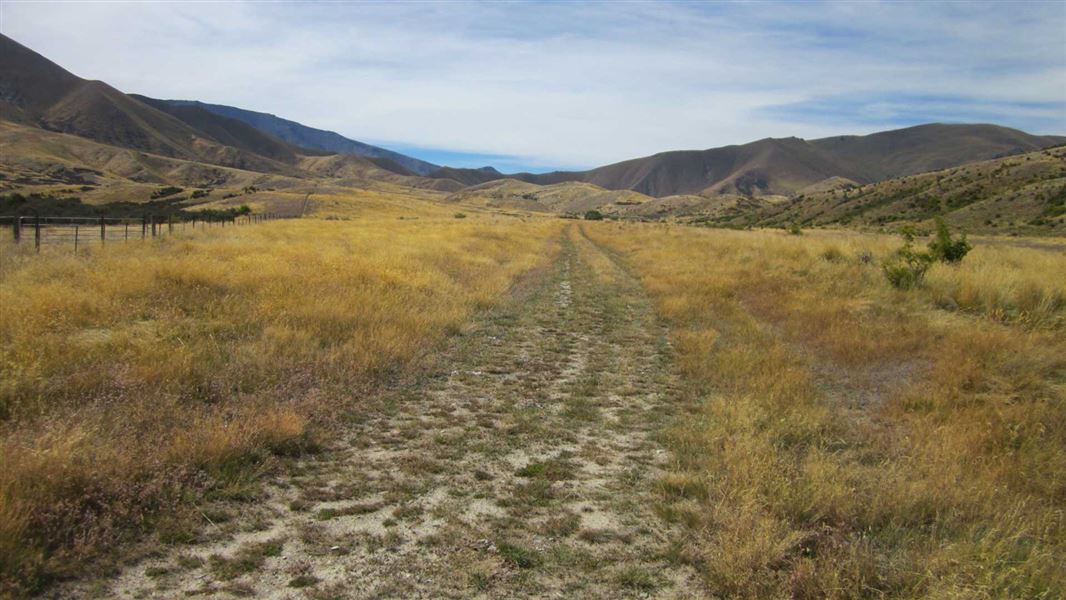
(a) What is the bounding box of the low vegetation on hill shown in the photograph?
[721,146,1066,235]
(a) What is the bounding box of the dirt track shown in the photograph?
[59,225,704,599]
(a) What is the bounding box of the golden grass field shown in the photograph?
[1,193,1064,597]
[584,223,1066,598]
[0,196,561,595]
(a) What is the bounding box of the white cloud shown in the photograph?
[1,1,1063,170]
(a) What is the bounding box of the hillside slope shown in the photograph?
[0,34,298,175]
[159,99,440,176]
[432,124,1065,198]
[713,145,1066,235]
[446,179,651,214]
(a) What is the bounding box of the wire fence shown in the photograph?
[0,213,285,253]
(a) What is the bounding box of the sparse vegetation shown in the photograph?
[583,209,604,221]
[585,223,1066,598]
[4,204,1063,598]
[150,186,184,199]
[0,212,561,595]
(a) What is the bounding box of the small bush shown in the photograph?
[788,223,803,235]
[150,186,184,199]
[928,217,971,263]
[454,212,467,219]
[584,210,604,221]
[820,247,845,262]
[497,542,541,569]
[883,232,932,289]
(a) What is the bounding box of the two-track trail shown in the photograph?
[60,225,705,599]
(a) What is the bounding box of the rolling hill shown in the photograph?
[433,124,1065,199]
[0,34,302,175]
[157,99,440,176]
[708,145,1066,235]
[3,32,1064,232]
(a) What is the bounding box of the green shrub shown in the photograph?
[927,217,971,263]
[150,186,184,199]
[788,223,803,235]
[883,230,932,289]
[454,212,467,219]
[584,210,604,221]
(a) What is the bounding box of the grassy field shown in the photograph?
[2,197,1064,597]
[0,200,560,595]
[585,224,1066,598]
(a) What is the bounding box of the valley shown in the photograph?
[1,14,1064,600]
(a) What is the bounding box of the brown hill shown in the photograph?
[131,94,323,165]
[299,154,463,192]
[713,145,1066,235]
[0,34,300,175]
[808,123,1063,180]
[445,179,651,214]
[432,125,1065,199]
[429,166,505,186]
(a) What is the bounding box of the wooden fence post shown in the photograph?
[74,224,79,253]
[13,217,20,243]
[34,215,41,252]
[100,217,106,244]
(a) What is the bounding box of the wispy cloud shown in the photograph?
[2,1,1063,171]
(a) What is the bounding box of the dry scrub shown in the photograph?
[585,224,1066,598]
[0,213,560,595]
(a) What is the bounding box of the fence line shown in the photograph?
[0,213,285,253]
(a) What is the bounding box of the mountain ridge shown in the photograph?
[431,124,1064,198]
[157,99,440,176]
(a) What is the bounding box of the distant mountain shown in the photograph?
[0,33,461,198]
[431,124,1065,198]
[131,94,320,165]
[0,33,294,175]
[158,100,440,176]
[427,165,503,186]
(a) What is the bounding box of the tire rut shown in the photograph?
[66,224,705,599]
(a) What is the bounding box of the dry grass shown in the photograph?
[0,211,560,595]
[585,223,1066,598]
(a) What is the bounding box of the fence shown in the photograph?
[0,213,284,253]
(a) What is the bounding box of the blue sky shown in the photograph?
[2,1,1064,172]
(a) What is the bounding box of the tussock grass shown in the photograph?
[0,214,560,594]
[585,224,1066,598]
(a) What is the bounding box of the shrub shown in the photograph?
[454,212,467,219]
[883,233,932,289]
[788,223,803,235]
[584,210,604,221]
[927,217,971,263]
[820,247,844,262]
[150,186,184,199]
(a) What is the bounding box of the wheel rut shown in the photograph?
[66,224,704,599]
